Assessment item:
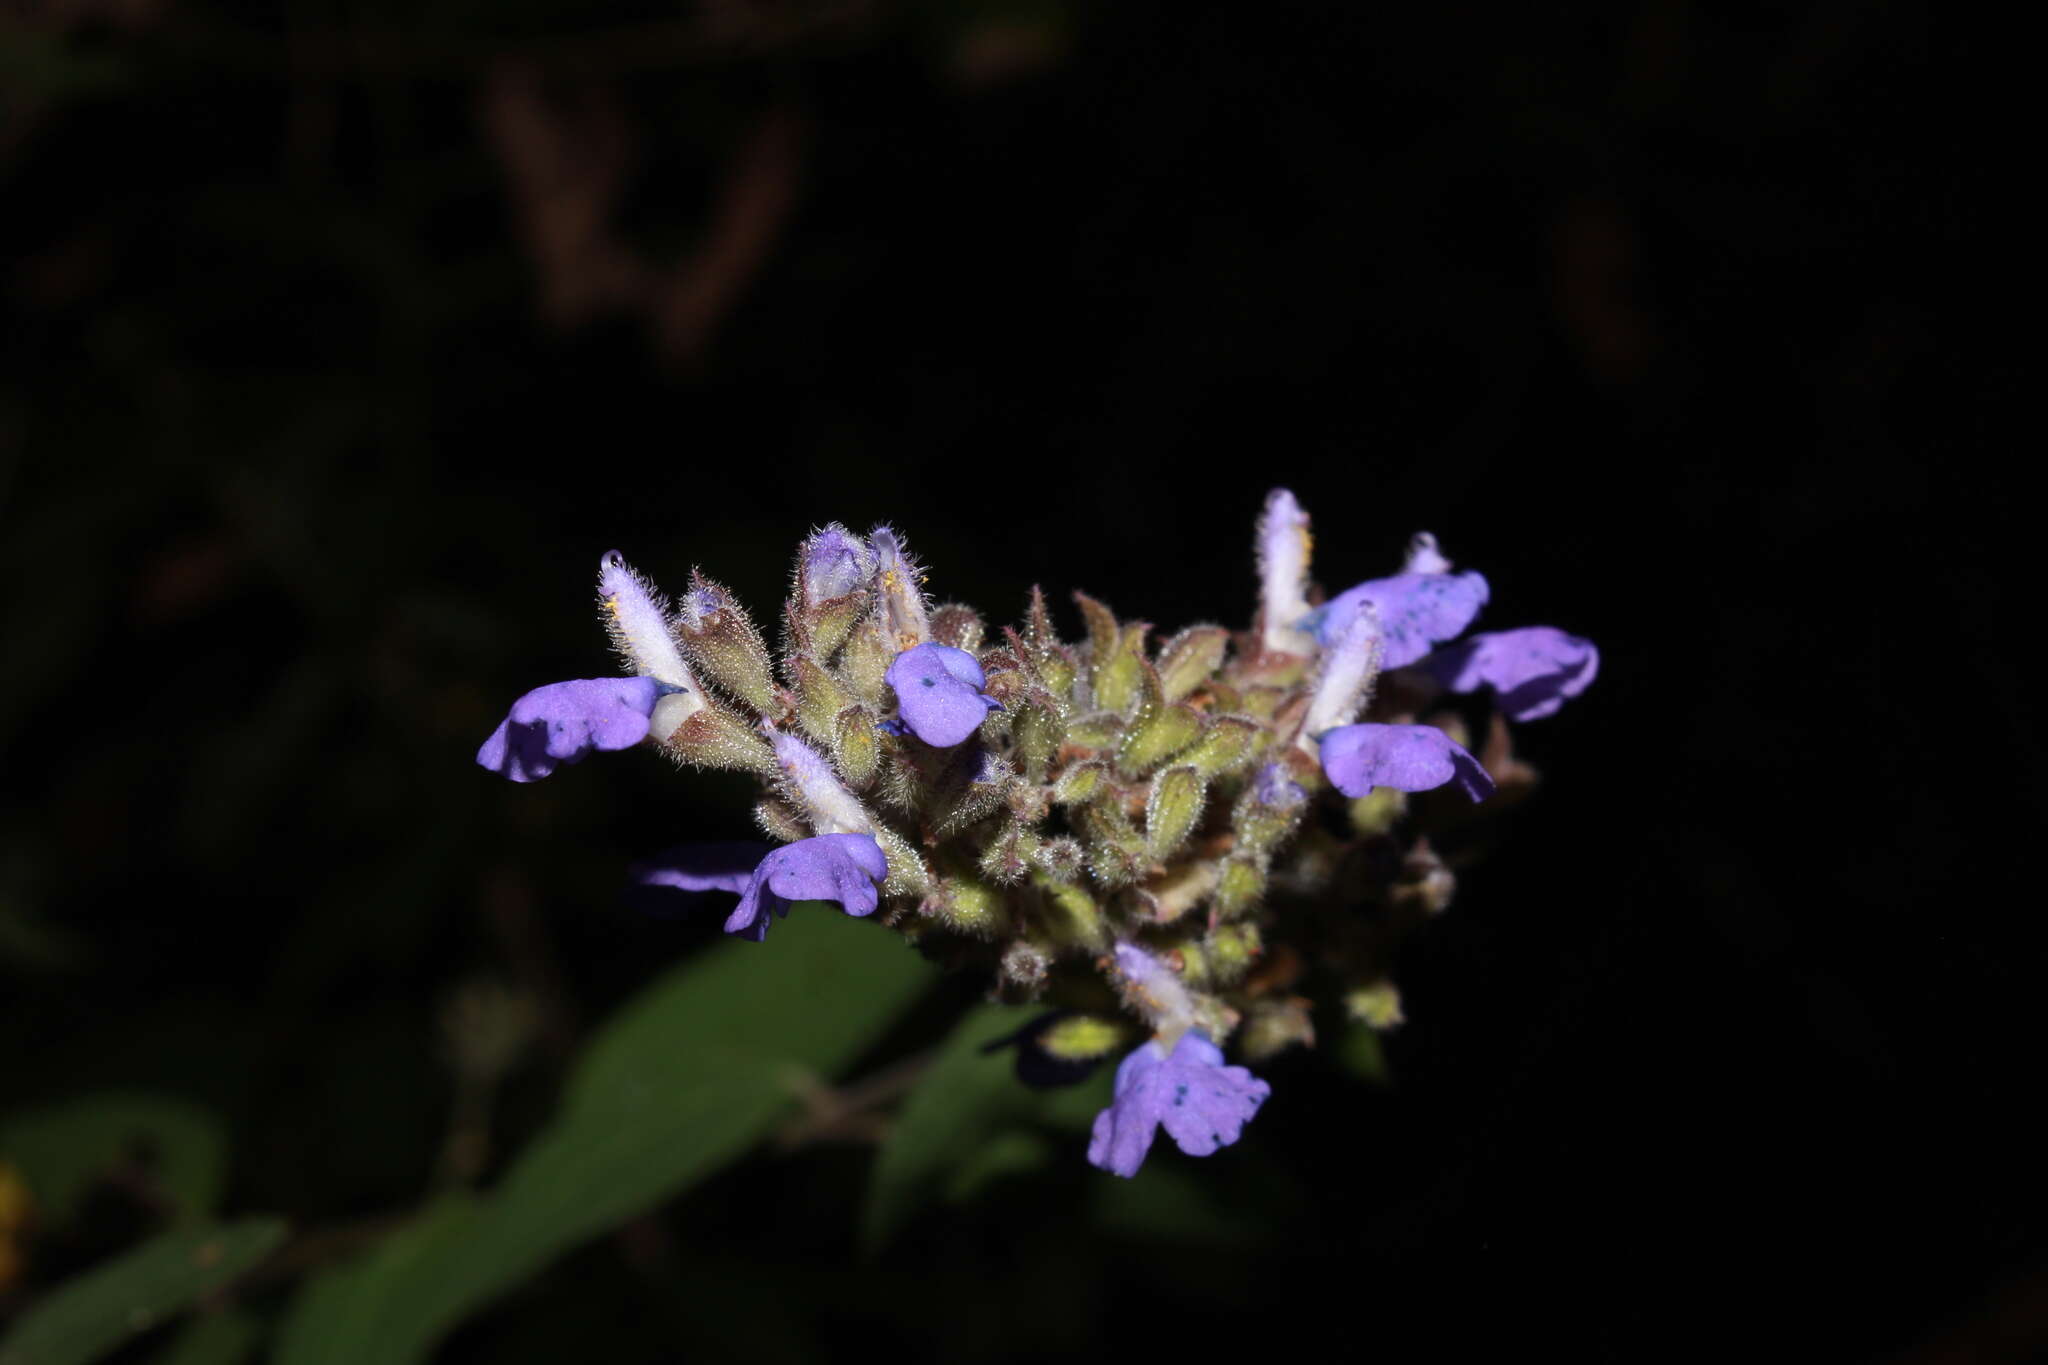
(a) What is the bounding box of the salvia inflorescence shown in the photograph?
[478,491,1597,1178]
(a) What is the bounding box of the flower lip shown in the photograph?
[1086,1032,1270,1178]
[885,643,1001,747]
[476,676,661,783]
[722,833,889,941]
[1427,626,1598,721]
[1318,722,1496,803]
[1308,566,1490,670]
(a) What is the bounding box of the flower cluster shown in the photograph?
[479,491,1594,1177]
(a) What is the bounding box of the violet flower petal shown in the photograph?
[1319,722,1496,802]
[885,643,1001,747]
[1310,569,1490,669]
[723,833,888,942]
[1428,626,1599,721]
[799,524,874,603]
[476,676,661,783]
[629,841,777,897]
[1086,1034,1271,1179]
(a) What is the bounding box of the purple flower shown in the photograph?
[799,524,874,604]
[1310,567,1490,670]
[1319,722,1496,802]
[885,643,1001,747]
[1086,1033,1270,1179]
[1257,488,1316,655]
[629,841,776,900]
[722,833,888,941]
[1250,762,1307,811]
[1428,627,1599,722]
[476,676,661,783]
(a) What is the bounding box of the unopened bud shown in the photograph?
[1344,981,1406,1031]
[1144,765,1208,859]
[1239,996,1315,1062]
[1211,854,1267,920]
[831,705,881,787]
[1012,697,1063,780]
[659,703,777,775]
[999,939,1051,993]
[1052,760,1108,805]
[1118,702,1203,777]
[1156,625,1229,701]
[868,527,931,650]
[1033,874,1106,950]
[677,572,779,715]
[929,603,984,652]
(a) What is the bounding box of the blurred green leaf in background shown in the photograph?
[276,907,934,1365]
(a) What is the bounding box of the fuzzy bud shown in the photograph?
[1011,697,1064,781]
[838,615,893,707]
[678,572,779,716]
[1052,760,1108,806]
[1039,1014,1130,1063]
[799,523,874,604]
[792,653,851,745]
[769,727,871,836]
[1118,702,1204,777]
[1033,875,1107,949]
[1345,981,1406,1030]
[999,939,1051,994]
[929,603,985,652]
[1156,625,1229,702]
[1183,714,1259,777]
[1211,854,1267,920]
[599,551,706,733]
[1234,761,1309,857]
[831,705,881,788]
[1144,765,1209,860]
[658,702,777,775]
[1239,996,1315,1062]
[868,527,932,651]
[1256,488,1316,656]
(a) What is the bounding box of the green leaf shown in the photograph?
[274,908,936,1365]
[0,1220,286,1365]
[146,1310,262,1365]
[0,1094,226,1223]
[862,1002,1110,1251]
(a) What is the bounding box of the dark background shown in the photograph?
[1,1,2030,1360]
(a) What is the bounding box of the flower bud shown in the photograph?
[658,702,776,775]
[1183,714,1259,776]
[1156,625,1229,702]
[792,653,851,745]
[678,572,779,716]
[1211,854,1267,920]
[929,603,984,652]
[1118,702,1203,777]
[1032,875,1107,950]
[868,527,931,651]
[1144,765,1209,859]
[831,705,881,787]
[1256,488,1316,656]
[769,727,871,836]
[1344,981,1406,1030]
[1052,760,1108,806]
[1239,996,1315,1062]
[1011,697,1063,781]
[799,523,873,604]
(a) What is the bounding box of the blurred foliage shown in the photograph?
[0,0,2020,1359]
[275,909,934,1364]
[0,1220,285,1365]
[0,1096,225,1225]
